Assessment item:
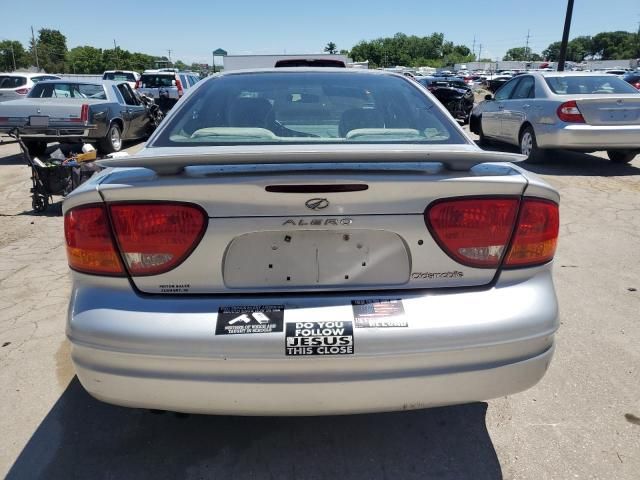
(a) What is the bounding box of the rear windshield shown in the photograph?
[29,82,107,99]
[140,74,175,88]
[0,76,27,88]
[153,72,465,147]
[103,71,136,82]
[545,76,639,95]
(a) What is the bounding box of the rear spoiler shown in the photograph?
[97,144,525,175]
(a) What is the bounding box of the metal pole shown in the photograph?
[31,26,39,71]
[557,0,575,71]
[10,44,16,70]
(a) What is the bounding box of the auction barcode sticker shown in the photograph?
[285,321,354,356]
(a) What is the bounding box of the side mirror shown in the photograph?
[484,94,493,101]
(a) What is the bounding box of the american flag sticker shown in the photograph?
[352,299,408,328]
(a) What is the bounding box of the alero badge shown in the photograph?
[305,198,329,210]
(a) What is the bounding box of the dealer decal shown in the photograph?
[352,299,407,328]
[215,305,284,335]
[285,321,354,356]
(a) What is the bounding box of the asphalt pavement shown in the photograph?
[0,134,638,479]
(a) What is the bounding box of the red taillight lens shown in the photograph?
[64,205,125,276]
[557,100,585,123]
[81,103,89,123]
[176,78,183,96]
[426,198,520,268]
[135,80,140,89]
[15,88,30,95]
[504,199,559,267]
[109,203,207,276]
[634,82,640,90]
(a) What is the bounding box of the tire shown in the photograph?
[519,125,546,163]
[32,195,48,213]
[607,150,636,164]
[24,140,47,157]
[477,118,489,146]
[98,123,123,154]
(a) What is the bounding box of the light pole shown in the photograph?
[557,0,575,71]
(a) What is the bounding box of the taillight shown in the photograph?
[15,88,30,95]
[135,80,140,89]
[425,197,559,269]
[634,82,640,90]
[504,199,559,268]
[557,100,585,123]
[426,198,520,268]
[64,205,125,276]
[176,78,184,97]
[81,103,89,123]
[109,203,207,276]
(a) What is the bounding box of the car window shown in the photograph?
[112,85,125,104]
[512,76,535,99]
[0,76,27,88]
[153,72,467,147]
[117,83,139,105]
[179,75,189,87]
[29,82,107,99]
[545,76,638,95]
[140,74,175,88]
[494,78,520,101]
[104,71,136,82]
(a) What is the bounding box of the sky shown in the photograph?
[1,0,638,65]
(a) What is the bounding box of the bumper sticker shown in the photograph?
[352,299,407,328]
[215,305,284,335]
[285,321,354,356]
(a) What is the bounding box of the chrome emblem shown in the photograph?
[305,198,329,210]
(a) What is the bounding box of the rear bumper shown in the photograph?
[68,270,559,415]
[537,123,640,150]
[0,125,96,140]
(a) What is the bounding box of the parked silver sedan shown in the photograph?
[64,69,560,415]
[470,72,640,163]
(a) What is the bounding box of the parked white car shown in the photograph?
[0,72,61,102]
[102,70,140,89]
[471,72,640,163]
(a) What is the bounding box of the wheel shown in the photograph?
[24,140,47,157]
[519,125,546,163]
[98,123,123,154]
[607,150,636,164]
[477,117,489,146]
[32,195,48,213]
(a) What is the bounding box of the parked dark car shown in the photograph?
[623,72,640,90]
[0,80,158,154]
[418,76,474,123]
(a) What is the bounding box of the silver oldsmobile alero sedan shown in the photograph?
[470,72,640,164]
[64,68,560,415]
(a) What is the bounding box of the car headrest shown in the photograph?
[339,108,384,137]
[228,97,274,128]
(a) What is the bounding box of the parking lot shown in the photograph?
[0,133,638,479]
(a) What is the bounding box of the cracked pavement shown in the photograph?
[0,133,638,479]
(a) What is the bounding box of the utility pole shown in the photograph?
[10,44,16,71]
[478,44,483,60]
[557,0,575,71]
[113,39,119,69]
[31,26,39,71]
[472,35,476,58]
[525,29,531,60]
[167,49,172,65]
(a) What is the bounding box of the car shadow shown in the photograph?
[7,377,502,480]
[474,141,640,177]
[0,151,29,166]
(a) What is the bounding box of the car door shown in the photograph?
[481,78,520,138]
[500,76,535,145]
[116,83,147,138]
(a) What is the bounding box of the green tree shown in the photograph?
[66,46,104,74]
[0,40,30,71]
[503,47,534,61]
[31,28,67,73]
[173,59,188,71]
[324,42,338,54]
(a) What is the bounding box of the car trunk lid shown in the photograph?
[575,95,640,126]
[94,152,533,295]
